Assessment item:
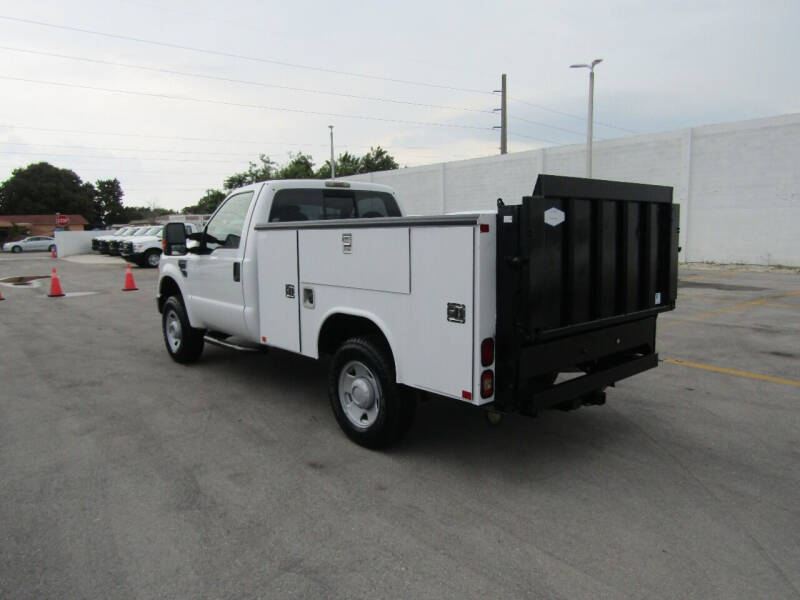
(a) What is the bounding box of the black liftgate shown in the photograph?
[495,175,680,414]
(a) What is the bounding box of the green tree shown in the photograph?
[0,162,97,224]
[336,152,362,177]
[182,189,226,214]
[360,146,398,173]
[95,178,125,225]
[224,154,277,190]
[277,153,315,179]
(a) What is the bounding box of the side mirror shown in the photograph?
[163,222,187,256]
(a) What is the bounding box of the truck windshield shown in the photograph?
[269,189,400,222]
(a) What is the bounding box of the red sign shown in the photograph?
[56,214,70,227]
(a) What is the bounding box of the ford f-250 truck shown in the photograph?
[157,176,679,448]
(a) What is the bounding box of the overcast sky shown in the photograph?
[1,0,798,212]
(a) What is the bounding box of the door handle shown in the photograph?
[233,262,241,282]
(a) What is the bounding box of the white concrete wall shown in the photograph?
[54,231,96,257]
[350,113,800,266]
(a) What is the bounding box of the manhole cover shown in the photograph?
[0,275,51,286]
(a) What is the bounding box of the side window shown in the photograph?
[205,191,254,250]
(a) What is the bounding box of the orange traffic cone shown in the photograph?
[51,247,57,258]
[122,263,138,291]
[0,287,5,301]
[48,268,65,297]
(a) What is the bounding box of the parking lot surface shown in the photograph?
[1,254,798,599]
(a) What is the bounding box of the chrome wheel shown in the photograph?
[338,360,381,429]
[146,251,161,267]
[165,309,183,353]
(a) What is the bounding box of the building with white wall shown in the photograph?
[348,113,800,266]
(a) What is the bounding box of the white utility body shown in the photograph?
[158,176,679,447]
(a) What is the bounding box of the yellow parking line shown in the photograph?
[664,290,800,326]
[665,359,800,388]
[762,302,800,311]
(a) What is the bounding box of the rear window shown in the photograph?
[269,189,400,222]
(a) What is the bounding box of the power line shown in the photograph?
[0,15,494,95]
[0,150,249,164]
[0,46,496,116]
[507,114,586,138]
[0,127,486,159]
[0,141,289,157]
[0,75,495,131]
[506,131,561,145]
[508,96,638,134]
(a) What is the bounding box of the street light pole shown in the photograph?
[570,58,603,178]
[328,125,335,179]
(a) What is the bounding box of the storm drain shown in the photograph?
[0,275,51,286]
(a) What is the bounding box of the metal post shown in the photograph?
[570,58,602,178]
[500,73,507,155]
[587,69,594,178]
[328,125,335,179]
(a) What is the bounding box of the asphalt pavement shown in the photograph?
[1,253,798,599]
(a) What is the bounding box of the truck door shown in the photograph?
[257,230,300,352]
[188,191,255,338]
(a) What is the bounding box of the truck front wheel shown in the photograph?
[328,336,413,448]
[162,296,205,364]
[144,249,161,268]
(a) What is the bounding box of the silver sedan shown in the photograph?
[2,236,56,253]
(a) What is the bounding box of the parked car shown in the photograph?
[2,236,56,253]
[108,226,151,255]
[92,227,128,252]
[121,224,201,268]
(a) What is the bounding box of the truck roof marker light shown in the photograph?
[261,336,267,343]
[325,181,350,188]
[480,224,489,233]
[462,390,472,400]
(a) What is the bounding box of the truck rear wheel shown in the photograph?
[328,336,413,448]
[162,296,205,364]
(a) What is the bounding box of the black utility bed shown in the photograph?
[494,175,679,414]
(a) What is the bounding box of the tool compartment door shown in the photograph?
[406,226,475,399]
[257,230,300,352]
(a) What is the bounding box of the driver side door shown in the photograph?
[188,191,255,337]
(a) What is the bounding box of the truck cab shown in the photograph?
[158,180,401,343]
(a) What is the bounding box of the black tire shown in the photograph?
[328,336,413,448]
[144,249,161,268]
[11,246,21,253]
[162,296,205,364]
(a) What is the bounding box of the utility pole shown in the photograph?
[570,59,602,177]
[328,125,335,178]
[500,73,507,154]
[493,74,508,154]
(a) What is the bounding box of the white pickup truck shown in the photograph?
[158,176,679,447]
[121,224,201,268]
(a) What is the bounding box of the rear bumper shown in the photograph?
[495,316,659,413]
[522,353,657,413]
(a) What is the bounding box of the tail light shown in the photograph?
[480,370,494,398]
[481,337,494,366]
